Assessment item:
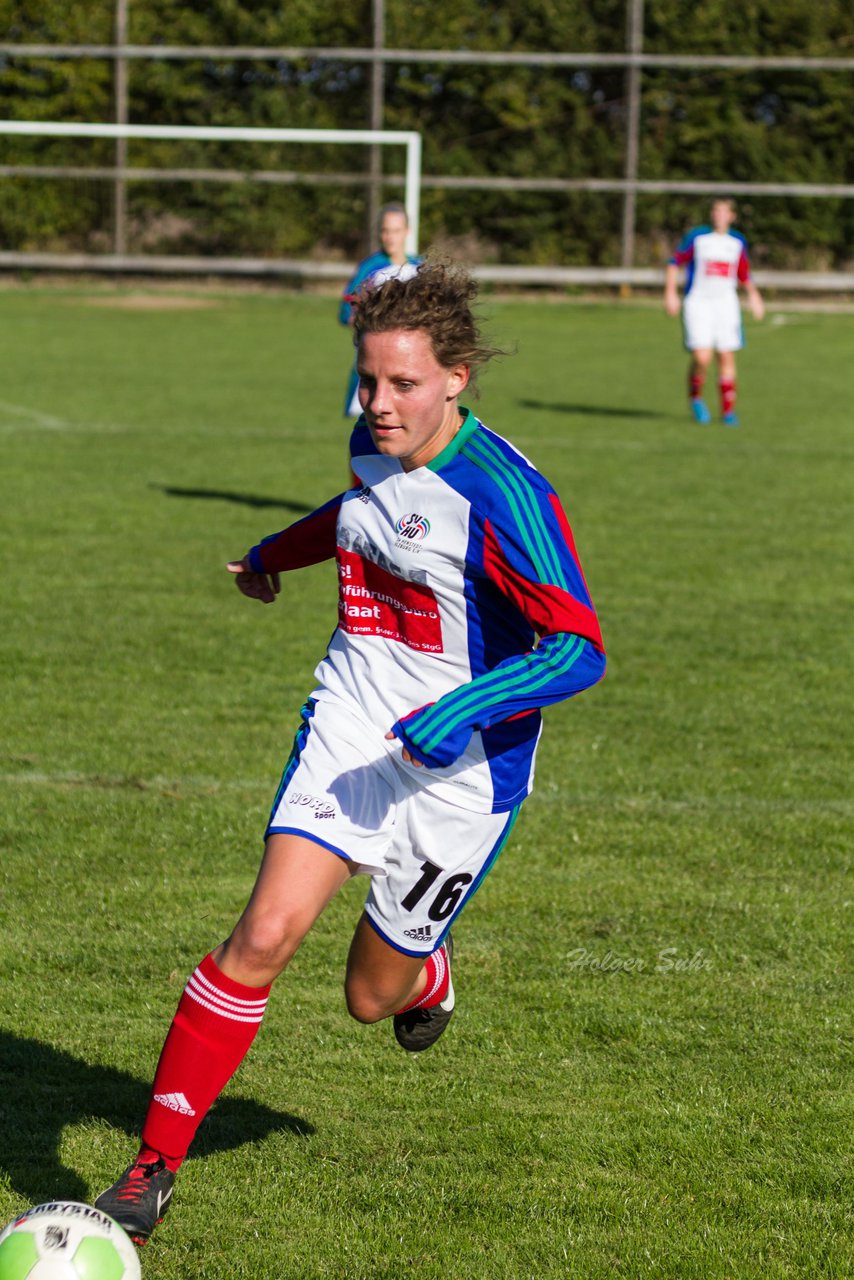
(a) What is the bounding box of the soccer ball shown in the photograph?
[0,1202,140,1280]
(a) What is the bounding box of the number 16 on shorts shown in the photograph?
[363,804,520,956]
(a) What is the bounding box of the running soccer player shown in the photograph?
[664,198,765,427]
[95,260,606,1245]
[339,201,422,416]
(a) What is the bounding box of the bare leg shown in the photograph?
[689,347,714,393]
[717,350,736,382]
[215,833,356,986]
[344,913,431,1022]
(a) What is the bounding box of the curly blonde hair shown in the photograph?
[352,258,503,388]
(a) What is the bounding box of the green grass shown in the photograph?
[0,284,851,1279]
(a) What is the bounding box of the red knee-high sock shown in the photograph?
[139,952,271,1170]
[394,944,450,1015]
[719,379,736,415]
[689,371,706,400]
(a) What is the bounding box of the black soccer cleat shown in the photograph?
[394,934,455,1053]
[95,1156,175,1245]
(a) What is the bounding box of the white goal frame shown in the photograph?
[0,120,422,254]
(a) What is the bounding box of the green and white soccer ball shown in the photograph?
[0,1202,140,1280]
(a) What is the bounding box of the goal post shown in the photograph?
[0,119,423,255]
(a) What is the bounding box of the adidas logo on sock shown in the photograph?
[153,1090,196,1116]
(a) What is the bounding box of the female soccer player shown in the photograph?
[664,197,765,426]
[96,260,606,1244]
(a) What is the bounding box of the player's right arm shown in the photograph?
[664,261,681,317]
[339,254,383,326]
[339,266,359,326]
[665,228,698,316]
[227,493,344,604]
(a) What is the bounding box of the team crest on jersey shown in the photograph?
[395,512,430,552]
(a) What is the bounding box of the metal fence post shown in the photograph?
[366,0,385,250]
[113,0,128,255]
[620,0,644,295]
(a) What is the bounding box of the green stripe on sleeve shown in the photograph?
[413,634,587,754]
[464,433,567,590]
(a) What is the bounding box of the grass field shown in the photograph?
[0,283,851,1280]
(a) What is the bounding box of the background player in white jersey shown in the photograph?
[96,261,606,1245]
[664,198,765,427]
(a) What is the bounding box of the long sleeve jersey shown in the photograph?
[249,410,605,813]
[669,225,752,301]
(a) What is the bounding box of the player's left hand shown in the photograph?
[227,559,281,603]
[751,296,766,322]
[385,729,424,766]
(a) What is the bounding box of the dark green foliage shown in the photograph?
[0,1,850,265]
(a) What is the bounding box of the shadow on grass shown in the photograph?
[152,483,314,514]
[0,1032,313,1206]
[518,397,663,420]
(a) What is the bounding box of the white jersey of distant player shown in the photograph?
[676,228,750,351]
[681,229,749,301]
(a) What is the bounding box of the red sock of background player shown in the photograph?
[394,944,451,1015]
[720,379,736,416]
[135,952,271,1172]
[689,371,705,401]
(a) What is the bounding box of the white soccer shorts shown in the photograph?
[683,293,743,352]
[266,693,520,956]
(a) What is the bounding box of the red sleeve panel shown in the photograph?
[248,494,343,574]
[482,509,604,651]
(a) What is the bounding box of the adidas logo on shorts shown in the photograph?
[403,925,433,941]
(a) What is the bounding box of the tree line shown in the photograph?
[1,0,851,270]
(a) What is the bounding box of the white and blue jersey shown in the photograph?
[670,226,751,299]
[248,411,605,814]
[671,226,753,351]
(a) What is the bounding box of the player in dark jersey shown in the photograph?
[96,261,606,1244]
